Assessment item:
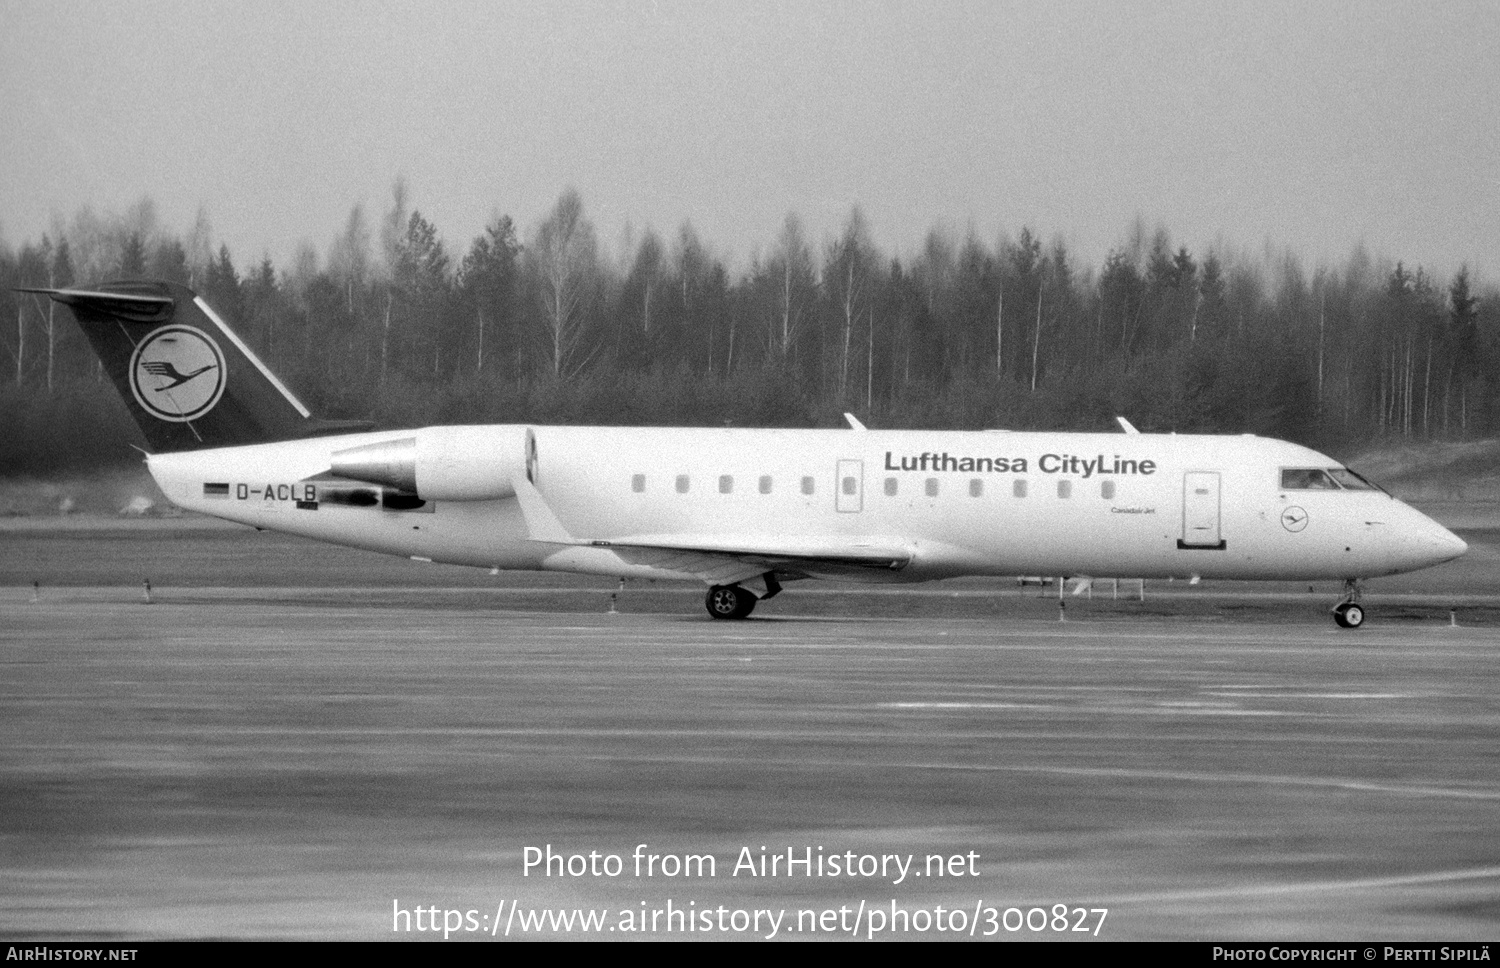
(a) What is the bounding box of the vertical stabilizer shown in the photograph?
[20,280,342,452]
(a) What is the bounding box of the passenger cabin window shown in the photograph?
[969,479,983,497]
[884,478,898,496]
[842,475,857,496]
[719,475,733,494]
[676,474,690,494]
[1057,480,1072,498]
[1280,468,1340,490]
[632,473,645,493]
[925,478,939,497]
[801,476,815,495]
[1013,479,1028,498]
[759,475,773,494]
[1100,480,1115,500]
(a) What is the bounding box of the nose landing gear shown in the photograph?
[1332,579,1365,628]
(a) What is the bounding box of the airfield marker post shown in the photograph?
[142,580,152,604]
[31,580,39,603]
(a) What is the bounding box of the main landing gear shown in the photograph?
[705,584,756,620]
[1332,579,1365,629]
[704,574,782,620]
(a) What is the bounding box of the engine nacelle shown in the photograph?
[329,426,535,501]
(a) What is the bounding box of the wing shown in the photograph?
[599,535,910,583]
[511,476,911,584]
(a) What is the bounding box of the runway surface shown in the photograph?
[3,521,1500,940]
[4,579,1500,939]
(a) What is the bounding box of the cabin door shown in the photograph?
[1180,471,1224,549]
[836,459,864,513]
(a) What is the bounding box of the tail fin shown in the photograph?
[21,280,366,452]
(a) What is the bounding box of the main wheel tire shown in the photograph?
[706,585,755,620]
[1333,602,1366,629]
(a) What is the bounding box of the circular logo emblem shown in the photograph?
[1281,506,1309,532]
[129,325,226,422]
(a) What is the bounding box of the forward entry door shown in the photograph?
[1179,471,1225,549]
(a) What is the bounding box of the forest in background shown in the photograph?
[2,181,1497,474]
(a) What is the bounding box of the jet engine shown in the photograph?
[328,426,536,501]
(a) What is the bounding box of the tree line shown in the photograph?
[2,184,1496,473]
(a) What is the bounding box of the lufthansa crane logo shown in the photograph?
[1281,506,1309,532]
[129,325,226,422]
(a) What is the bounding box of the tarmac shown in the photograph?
[3,572,1499,939]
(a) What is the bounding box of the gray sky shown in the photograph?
[2,0,1497,279]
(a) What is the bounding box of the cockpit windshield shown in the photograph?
[1326,468,1381,491]
[1281,468,1338,490]
[1280,467,1385,492]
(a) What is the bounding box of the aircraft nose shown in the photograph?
[1430,525,1468,561]
[1413,518,1467,567]
[1385,507,1467,573]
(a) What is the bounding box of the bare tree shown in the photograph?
[381,177,411,277]
[378,178,412,385]
[629,229,664,338]
[185,206,214,288]
[458,215,521,376]
[328,203,371,315]
[60,205,111,283]
[768,214,813,361]
[529,188,599,378]
[824,207,876,400]
[42,236,73,391]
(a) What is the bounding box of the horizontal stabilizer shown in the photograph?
[18,286,174,312]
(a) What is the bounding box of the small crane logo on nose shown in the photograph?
[1281,507,1308,532]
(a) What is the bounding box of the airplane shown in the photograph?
[22,280,1468,628]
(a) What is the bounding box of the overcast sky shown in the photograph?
[2,0,1497,280]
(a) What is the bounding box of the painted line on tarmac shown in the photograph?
[1098,864,1500,906]
[558,752,1500,802]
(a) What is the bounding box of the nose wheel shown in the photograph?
[706,584,756,620]
[1333,601,1365,628]
[1332,579,1365,629]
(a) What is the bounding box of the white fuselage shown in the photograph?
[146,426,1466,585]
